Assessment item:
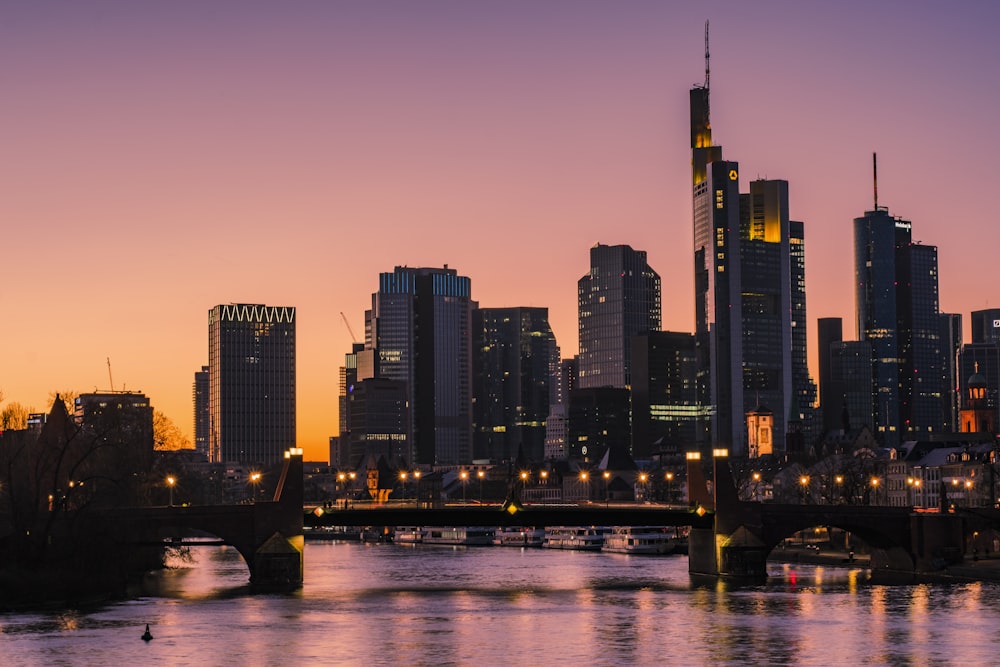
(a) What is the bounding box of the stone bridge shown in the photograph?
[112,449,304,587]
[687,453,966,579]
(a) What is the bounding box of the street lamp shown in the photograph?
[579,470,590,500]
[477,469,485,503]
[638,472,648,502]
[399,471,408,502]
[459,469,469,504]
[752,472,761,502]
[603,470,611,506]
[799,475,810,504]
[665,471,675,504]
[870,477,880,506]
[166,475,176,507]
[250,471,262,502]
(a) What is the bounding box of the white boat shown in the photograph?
[602,526,686,555]
[493,527,545,547]
[541,526,608,551]
[394,526,426,544]
[422,526,494,546]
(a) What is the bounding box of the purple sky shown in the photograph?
[3,1,999,460]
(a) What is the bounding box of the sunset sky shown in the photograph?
[4,1,999,462]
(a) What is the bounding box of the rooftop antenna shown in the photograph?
[873,152,878,210]
[704,20,711,92]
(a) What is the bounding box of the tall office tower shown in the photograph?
[367,266,473,465]
[690,39,744,454]
[545,356,576,460]
[208,304,296,465]
[577,244,661,389]
[737,179,816,455]
[472,307,555,464]
[854,193,942,445]
[971,309,1000,344]
[193,366,210,458]
[630,331,702,459]
[940,313,963,432]
[830,341,874,432]
[817,318,844,434]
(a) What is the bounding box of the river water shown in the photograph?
[2,541,1000,666]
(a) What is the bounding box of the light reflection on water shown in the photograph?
[1,542,999,666]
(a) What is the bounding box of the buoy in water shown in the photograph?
[142,624,153,641]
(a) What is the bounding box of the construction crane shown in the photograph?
[107,357,115,393]
[340,312,359,344]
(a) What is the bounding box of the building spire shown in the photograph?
[873,152,878,210]
[704,20,710,92]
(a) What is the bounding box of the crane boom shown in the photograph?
[107,357,114,393]
[340,312,359,343]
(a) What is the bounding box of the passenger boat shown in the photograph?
[394,526,426,544]
[492,527,545,547]
[541,526,608,551]
[422,526,494,546]
[602,526,686,555]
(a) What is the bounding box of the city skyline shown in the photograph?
[4,2,1000,461]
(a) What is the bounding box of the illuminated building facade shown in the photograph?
[577,243,660,390]
[958,344,1000,434]
[854,208,942,445]
[208,304,296,465]
[472,307,555,464]
[367,266,473,465]
[690,65,814,456]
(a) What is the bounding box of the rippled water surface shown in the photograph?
[3,542,1000,666]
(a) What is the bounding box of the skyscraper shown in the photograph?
[854,197,942,445]
[208,304,295,465]
[193,365,209,459]
[577,243,661,390]
[817,318,844,434]
[971,309,1000,344]
[366,266,473,465]
[630,331,701,459]
[689,42,813,456]
[472,307,555,464]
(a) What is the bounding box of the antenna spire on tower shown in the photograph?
[873,152,878,210]
[704,20,711,92]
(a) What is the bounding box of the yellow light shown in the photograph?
[835,475,843,484]
[579,471,589,481]
[712,448,729,458]
[639,473,648,483]
[665,472,674,481]
[871,478,879,487]
[414,471,421,479]
[313,506,325,517]
[752,472,761,482]
[520,471,529,481]
[603,471,611,480]
[695,505,707,517]
[459,470,469,481]
[540,470,549,479]
[477,470,485,479]
[686,452,701,461]
[166,476,176,487]
[338,472,346,481]
[506,503,519,516]
[799,475,809,486]
[400,471,408,481]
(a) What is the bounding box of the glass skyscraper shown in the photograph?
[577,243,660,390]
[367,266,473,466]
[208,303,296,465]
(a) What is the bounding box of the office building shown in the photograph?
[208,304,296,465]
[971,309,1000,345]
[829,341,874,433]
[577,243,660,390]
[630,331,702,459]
[366,266,473,465]
[817,318,844,434]
[193,366,209,459]
[854,198,942,445]
[472,307,555,465]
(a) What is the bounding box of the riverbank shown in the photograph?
[768,544,1000,583]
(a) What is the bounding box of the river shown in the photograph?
[2,541,1000,666]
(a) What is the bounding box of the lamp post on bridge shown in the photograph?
[477,469,485,504]
[665,471,674,505]
[166,475,176,507]
[459,469,469,504]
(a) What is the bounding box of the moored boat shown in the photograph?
[541,526,608,551]
[602,526,686,555]
[422,526,494,546]
[394,527,426,544]
[492,527,545,547]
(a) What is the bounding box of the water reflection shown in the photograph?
[2,542,1000,665]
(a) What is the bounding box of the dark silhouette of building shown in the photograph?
[577,243,660,390]
[817,317,844,434]
[347,378,409,466]
[208,304,296,465]
[940,313,963,432]
[829,340,874,434]
[472,307,555,465]
[958,344,999,434]
[366,266,473,465]
[630,331,701,460]
[193,365,209,459]
[971,309,1000,344]
[567,387,630,464]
